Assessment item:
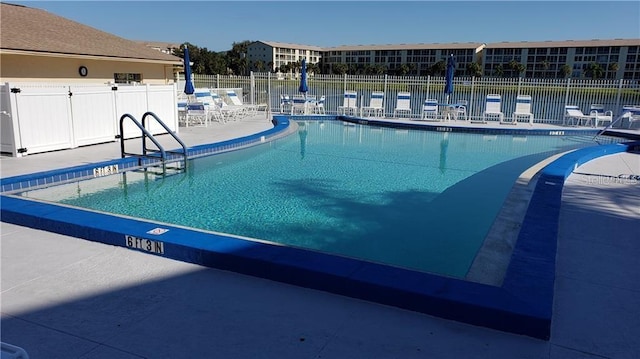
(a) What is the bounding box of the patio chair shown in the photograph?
[177,101,188,126]
[393,92,412,118]
[621,105,640,129]
[280,94,292,113]
[589,104,613,127]
[361,91,384,117]
[455,100,468,121]
[185,103,208,127]
[421,99,439,121]
[481,94,505,123]
[338,90,358,116]
[313,95,326,114]
[291,95,307,115]
[512,95,534,125]
[564,105,597,127]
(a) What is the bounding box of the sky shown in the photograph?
[8,1,640,52]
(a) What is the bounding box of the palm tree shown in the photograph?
[466,62,482,77]
[559,64,572,78]
[585,62,604,79]
[494,64,504,77]
[332,63,348,75]
[430,60,446,76]
[608,63,619,79]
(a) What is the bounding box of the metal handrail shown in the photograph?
[119,113,167,163]
[141,111,188,165]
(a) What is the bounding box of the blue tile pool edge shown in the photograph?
[340,116,600,136]
[2,116,636,340]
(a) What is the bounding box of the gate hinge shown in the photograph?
[17,148,28,153]
[10,88,21,93]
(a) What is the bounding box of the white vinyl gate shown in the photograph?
[1,82,178,157]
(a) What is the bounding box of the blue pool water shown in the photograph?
[19,121,594,278]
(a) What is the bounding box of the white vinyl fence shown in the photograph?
[1,82,178,157]
[179,73,640,123]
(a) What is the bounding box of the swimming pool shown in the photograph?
[3,116,633,339]
[16,120,594,279]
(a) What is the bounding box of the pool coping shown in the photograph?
[1,115,637,340]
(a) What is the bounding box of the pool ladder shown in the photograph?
[119,112,188,174]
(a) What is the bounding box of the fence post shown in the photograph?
[216,74,220,89]
[250,72,255,105]
[615,78,623,115]
[469,76,476,120]
[517,77,522,95]
[344,73,347,93]
[267,72,271,120]
[563,77,571,122]
[383,74,388,116]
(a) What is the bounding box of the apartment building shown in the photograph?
[247,41,323,72]
[321,43,485,76]
[248,38,640,80]
[483,39,640,79]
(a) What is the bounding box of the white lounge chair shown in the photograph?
[512,95,534,125]
[589,104,613,127]
[193,89,226,123]
[564,105,597,126]
[421,99,438,121]
[361,91,384,117]
[338,91,358,116]
[481,94,505,123]
[393,92,412,118]
[226,89,258,116]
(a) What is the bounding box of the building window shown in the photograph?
[114,73,142,84]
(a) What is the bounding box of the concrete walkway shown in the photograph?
[1,117,639,358]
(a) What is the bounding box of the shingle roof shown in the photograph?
[0,3,182,63]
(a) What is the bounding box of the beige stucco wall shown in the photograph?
[0,54,178,84]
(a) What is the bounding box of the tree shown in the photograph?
[255,60,265,72]
[494,64,504,77]
[508,60,525,77]
[395,64,411,76]
[430,60,446,76]
[306,62,319,74]
[608,63,619,79]
[466,62,482,77]
[332,63,348,75]
[559,64,572,78]
[226,40,251,75]
[585,62,604,79]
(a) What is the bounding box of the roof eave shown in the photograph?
[0,48,183,65]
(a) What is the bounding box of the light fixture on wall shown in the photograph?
[78,66,88,77]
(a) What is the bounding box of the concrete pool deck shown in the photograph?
[1,115,639,358]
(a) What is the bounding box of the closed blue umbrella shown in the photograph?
[444,54,455,104]
[298,58,308,98]
[183,46,195,96]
